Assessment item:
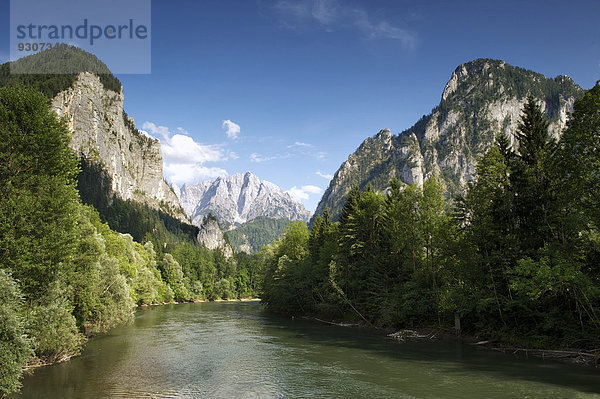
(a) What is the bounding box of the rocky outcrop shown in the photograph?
[179,172,311,229]
[51,72,186,220]
[314,59,583,221]
[196,214,233,258]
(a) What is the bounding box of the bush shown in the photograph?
[0,270,33,395]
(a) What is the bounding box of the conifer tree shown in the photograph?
[511,96,555,253]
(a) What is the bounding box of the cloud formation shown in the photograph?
[271,0,417,49]
[222,120,241,139]
[286,185,323,202]
[142,121,227,185]
[249,152,291,163]
[316,171,333,180]
[287,141,314,148]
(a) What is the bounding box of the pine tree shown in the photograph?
[496,130,514,161]
[511,95,556,253]
[515,96,551,166]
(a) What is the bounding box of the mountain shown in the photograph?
[226,217,293,253]
[0,45,186,221]
[178,172,312,229]
[313,58,583,221]
[196,214,234,258]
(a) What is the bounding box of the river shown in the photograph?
[13,301,600,398]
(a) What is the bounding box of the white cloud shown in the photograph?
[286,185,323,202]
[316,171,333,180]
[142,121,228,185]
[302,185,323,194]
[222,120,241,139]
[163,164,227,185]
[250,153,269,163]
[271,0,417,49]
[286,186,310,201]
[250,152,290,163]
[287,141,314,148]
[142,122,171,140]
[162,134,223,165]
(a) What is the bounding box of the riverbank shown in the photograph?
[390,328,600,366]
[139,297,261,306]
[303,316,600,368]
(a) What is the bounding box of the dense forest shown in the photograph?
[262,88,600,350]
[226,217,293,253]
[0,85,262,395]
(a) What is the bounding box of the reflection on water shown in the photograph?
[14,302,600,399]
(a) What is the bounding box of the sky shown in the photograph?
[1,0,600,212]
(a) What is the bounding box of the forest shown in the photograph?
[0,85,263,395]
[262,88,600,351]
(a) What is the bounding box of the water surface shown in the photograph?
[15,302,600,398]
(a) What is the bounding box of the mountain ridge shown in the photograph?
[313,58,584,221]
[178,171,312,229]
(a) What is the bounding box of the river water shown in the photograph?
[14,301,600,398]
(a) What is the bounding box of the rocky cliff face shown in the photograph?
[51,72,186,219]
[179,172,311,229]
[314,59,583,221]
[196,214,233,258]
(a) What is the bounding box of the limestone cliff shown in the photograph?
[314,59,583,221]
[51,72,186,220]
[196,214,234,258]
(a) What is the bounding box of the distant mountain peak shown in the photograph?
[178,172,311,229]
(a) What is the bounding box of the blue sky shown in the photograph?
[1,0,600,212]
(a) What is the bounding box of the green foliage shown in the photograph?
[264,180,454,327]
[511,96,558,254]
[160,254,190,301]
[25,280,84,361]
[454,94,600,346]
[0,44,122,98]
[0,270,33,395]
[262,222,314,314]
[264,92,600,349]
[234,249,270,297]
[560,82,600,228]
[0,85,188,393]
[226,217,293,253]
[213,278,234,300]
[0,85,80,298]
[69,205,137,333]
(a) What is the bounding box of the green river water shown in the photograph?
[13,301,600,398]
